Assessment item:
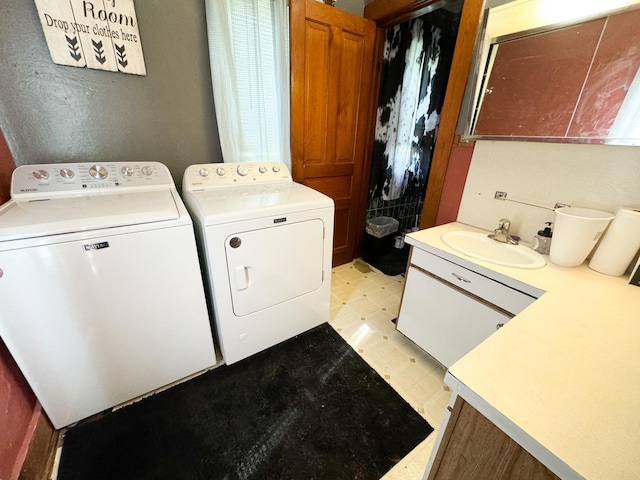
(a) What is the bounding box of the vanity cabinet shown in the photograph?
[397,248,537,367]
[426,396,560,480]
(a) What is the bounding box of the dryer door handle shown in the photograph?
[234,265,252,290]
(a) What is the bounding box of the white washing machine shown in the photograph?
[0,162,216,429]
[182,162,334,365]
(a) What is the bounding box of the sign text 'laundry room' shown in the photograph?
[34,0,146,75]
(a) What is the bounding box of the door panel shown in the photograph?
[291,0,376,266]
[336,32,368,162]
[224,219,324,317]
[303,21,331,162]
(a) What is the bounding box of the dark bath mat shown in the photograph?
[57,323,433,480]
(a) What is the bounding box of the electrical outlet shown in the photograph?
[494,191,507,200]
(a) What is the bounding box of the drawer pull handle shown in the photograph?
[451,273,471,283]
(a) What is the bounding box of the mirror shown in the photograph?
[459,0,640,146]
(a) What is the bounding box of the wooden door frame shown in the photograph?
[361,0,486,238]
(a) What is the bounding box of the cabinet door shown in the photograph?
[427,398,560,480]
[397,266,511,368]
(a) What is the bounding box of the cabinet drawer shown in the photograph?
[409,248,535,316]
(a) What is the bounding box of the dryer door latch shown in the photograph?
[234,265,252,290]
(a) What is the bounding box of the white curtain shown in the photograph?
[205,0,291,167]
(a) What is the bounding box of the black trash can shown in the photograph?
[363,216,399,257]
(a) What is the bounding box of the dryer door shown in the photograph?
[225,219,325,316]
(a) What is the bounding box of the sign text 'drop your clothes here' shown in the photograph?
[34,0,146,76]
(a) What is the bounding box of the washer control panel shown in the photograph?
[11,162,174,197]
[183,162,292,191]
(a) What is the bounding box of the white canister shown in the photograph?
[589,207,640,276]
[549,207,614,267]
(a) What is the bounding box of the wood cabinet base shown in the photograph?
[427,397,559,480]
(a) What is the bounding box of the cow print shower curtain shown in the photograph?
[368,12,458,206]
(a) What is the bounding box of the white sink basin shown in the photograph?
[441,231,546,269]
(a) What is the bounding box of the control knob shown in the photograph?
[258,165,267,174]
[272,165,281,173]
[59,168,75,180]
[199,168,209,177]
[89,165,108,180]
[141,165,153,176]
[121,166,134,177]
[237,165,249,176]
[33,169,49,181]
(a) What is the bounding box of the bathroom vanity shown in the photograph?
[400,223,640,480]
[397,245,542,367]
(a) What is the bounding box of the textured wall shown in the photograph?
[435,143,473,226]
[0,0,222,186]
[0,130,37,480]
[0,340,37,480]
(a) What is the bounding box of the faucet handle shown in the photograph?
[498,218,511,229]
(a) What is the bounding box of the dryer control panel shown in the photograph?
[11,162,175,198]
[183,162,292,191]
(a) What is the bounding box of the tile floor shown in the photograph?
[329,259,451,480]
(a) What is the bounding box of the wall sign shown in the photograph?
[34,0,146,76]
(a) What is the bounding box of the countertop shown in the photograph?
[405,222,640,480]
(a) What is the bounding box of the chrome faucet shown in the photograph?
[488,218,519,245]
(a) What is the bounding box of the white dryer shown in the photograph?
[182,162,334,365]
[0,162,216,429]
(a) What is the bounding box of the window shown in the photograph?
[606,66,640,146]
[205,0,291,166]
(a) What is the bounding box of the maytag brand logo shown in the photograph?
[83,241,110,251]
[20,188,38,193]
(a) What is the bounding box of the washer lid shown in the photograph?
[0,190,180,242]
[187,183,334,226]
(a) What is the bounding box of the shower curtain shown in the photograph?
[369,12,457,203]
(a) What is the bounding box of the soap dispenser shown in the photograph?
[532,222,553,254]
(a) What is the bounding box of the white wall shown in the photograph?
[457,141,640,244]
[337,0,365,16]
[318,0,364,17]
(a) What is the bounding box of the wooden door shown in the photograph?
[290,0,376,266]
